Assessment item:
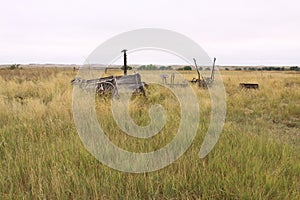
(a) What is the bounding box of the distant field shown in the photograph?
[0,68,299,199]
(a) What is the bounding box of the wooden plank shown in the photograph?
[239,83,259,89]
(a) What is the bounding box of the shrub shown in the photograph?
[9,64,20,70]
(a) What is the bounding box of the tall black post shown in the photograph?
[121,49,127,75]
[211,57,216,81]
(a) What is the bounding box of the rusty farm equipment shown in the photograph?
[160,73,189,88]
[191,57,216,88]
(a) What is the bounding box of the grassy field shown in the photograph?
[0,68,299,199]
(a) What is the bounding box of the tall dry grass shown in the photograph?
[0,68,299,199]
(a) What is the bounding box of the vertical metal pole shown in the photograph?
[121,49,127,76]
[211,57,216,81]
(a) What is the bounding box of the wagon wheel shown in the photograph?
[133,86,146,96]
[96,81,118,96]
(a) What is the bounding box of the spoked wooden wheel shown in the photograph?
[96,82,118,96]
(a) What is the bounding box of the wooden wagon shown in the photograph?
[71,73,146,96]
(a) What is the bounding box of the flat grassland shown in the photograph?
[0,68,299,199]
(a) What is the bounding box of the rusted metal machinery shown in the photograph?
[191,57,216,88]
[160,73,188,88]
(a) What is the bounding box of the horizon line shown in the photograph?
[0,63,298,67]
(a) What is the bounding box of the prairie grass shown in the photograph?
[0,68,299,199]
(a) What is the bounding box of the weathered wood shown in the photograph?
[71,76,117,95]
[239,83,259,89]
[71,73,146,96]
[116,74,145,94]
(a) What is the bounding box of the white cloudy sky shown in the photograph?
[0,0,299,65]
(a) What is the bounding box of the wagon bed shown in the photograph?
[71,73,146,96]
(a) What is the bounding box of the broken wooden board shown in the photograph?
[239,83,259,89]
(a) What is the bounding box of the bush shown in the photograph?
[178,66,192,70]
[290,66,299,71]
[183,66,192,70]
[9,64,20,70]
[159,66,173,70]
[138,64,158,70]
[121,65,132,70]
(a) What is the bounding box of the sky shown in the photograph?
[0,0,299,66]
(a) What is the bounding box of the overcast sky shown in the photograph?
[1,0,299,66]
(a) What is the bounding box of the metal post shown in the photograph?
[121,49,127,76]
[211,57,216,81]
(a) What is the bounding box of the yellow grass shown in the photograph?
[0,68,299,199]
